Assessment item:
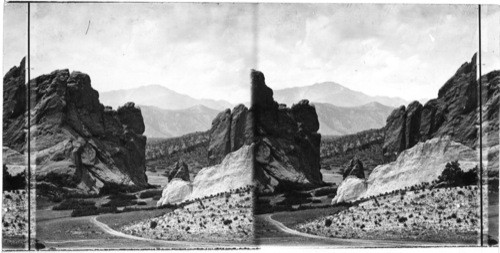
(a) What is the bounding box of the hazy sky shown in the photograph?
[3,3,500,103]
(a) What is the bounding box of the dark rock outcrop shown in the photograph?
[3,58,27,153]
[252,70,323,193]
[168,160,190,182]
[207,104,253,166]
[3,61,149,195]
[343,158,365,180]
[383,54,480,161]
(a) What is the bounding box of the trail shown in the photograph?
[262,214,469,247]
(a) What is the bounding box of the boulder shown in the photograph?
[168,160,190,182]
[252,70,323,193]
[331,177,367,204]
[2,61,149,195]
[157,179,192,206]
[343,158,365,180]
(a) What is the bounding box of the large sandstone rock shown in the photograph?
[343,158,365,180]
[331,137,478,203]
[190,144,253,200]
[167,160,190,182]
[3,58,27,153]
[252,70,323,193]
[482,71,500,172]
[207,104,252,165]
[157,179,192,206]
[157,144,254,205]
[2,61,149,195]
[331,177,367,204]
[383,54,479,162]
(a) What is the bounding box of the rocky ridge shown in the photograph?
[383,54,479,161]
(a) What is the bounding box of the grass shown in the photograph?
[53,199,96,210]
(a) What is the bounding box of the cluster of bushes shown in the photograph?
[438,161,478,187]
[139,190,163,199]
[3,165,26,191]
[53,199,96,210]
[71,206,118,217]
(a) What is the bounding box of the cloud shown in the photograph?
[3,3,27,74]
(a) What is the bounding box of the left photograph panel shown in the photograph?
[3,3,255,250]
[3,3,30,250]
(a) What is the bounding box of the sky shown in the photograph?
[3,3,500,103]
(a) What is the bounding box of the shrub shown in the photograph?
[325,219,332,227]
[150,221,158,229]
[3,165,26,191]
[398,217,408,223]
[136,201,147,206]
[463,166,478,185]
[109,193,137,200]
[223,219,232,225]
[102,199,137,207]
[71,206,117,217]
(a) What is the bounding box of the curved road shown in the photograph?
[42,215,254,249]
[262,214,470,247]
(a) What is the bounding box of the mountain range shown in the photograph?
[139,105,219,138]
[99,82,409,138]
[274,82,409,108]
[100,84,233,111]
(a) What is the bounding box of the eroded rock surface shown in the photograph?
[252,70,323,193]
[3,61,149,195]
[383,54,479,161]
[157,179,192,206]
[343,158,365,180]
[167,160,190,182]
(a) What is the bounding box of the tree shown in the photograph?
[439,161,463,186]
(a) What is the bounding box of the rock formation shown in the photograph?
[251,70,323,193]
[157,144,253,205]
[3,61,149,195]
[207,104,253,165]
[342,158,365,180]
[3,58,27,153]
[167,160,190,182]
[383,54,479,161]
[157,179,192,206]
[331,177,367,204]
[190,144,253,200]
[481,70,500,173]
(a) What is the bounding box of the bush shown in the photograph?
[102,199,137,207]
[398,217,408,223]
[136,201,147,206]
[53,199,96,210]
[223,219,232,225]
[3,165,26,191]
[150,221,158,229]
[463,166,478,185]
[109,193,137,200]
[325,219,332,227]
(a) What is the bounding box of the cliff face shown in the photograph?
[251,70,323,193]
[3,61,149,195]
[3,58,27,153]
[383,54,479,161]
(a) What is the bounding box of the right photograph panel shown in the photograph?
[252,4,493,247]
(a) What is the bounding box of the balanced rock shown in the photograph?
[251,70,323,193]
[168,160,190,182]
[2,61,149,195]
[343,158,365,180]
